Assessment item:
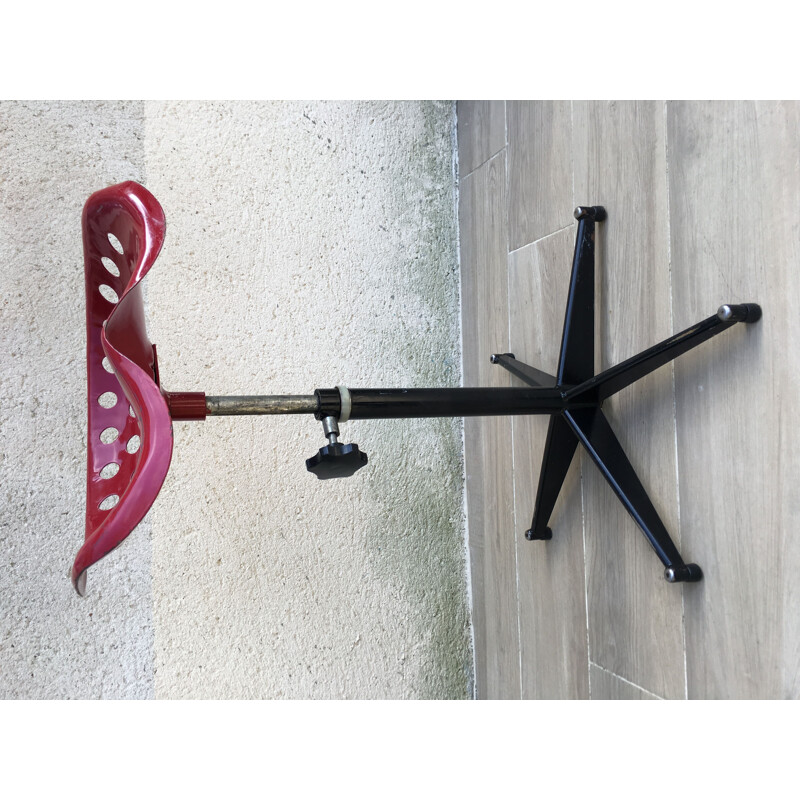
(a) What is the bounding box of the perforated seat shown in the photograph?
[73,182,174,595]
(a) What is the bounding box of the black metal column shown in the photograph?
[342,387,573,419]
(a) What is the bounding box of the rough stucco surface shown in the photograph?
[145,101,469,698]
[0,101,154,698]
[0,100,471,699]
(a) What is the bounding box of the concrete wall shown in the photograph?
[0,101,471,699]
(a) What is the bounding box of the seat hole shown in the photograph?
[108,233,124,254]
[126,435,141,454]
[100,427,119,444]
[99,284,119,304]
[98,391,118,408]
[99,494,120,511]
[99,463,120,479]
[101,256,120,277]
[102,356,114,373]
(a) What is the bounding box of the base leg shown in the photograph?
[563,406,702,582]
[556,206,605,386]
[490,352,556,388]
[566,303,763,403]
[526,413,579,540]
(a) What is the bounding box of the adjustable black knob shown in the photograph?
[306,442,368,479]
[305,415,368,479]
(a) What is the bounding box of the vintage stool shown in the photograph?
[72,181,761,595]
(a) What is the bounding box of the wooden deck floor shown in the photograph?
[457,101,800,699]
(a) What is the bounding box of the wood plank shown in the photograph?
[507,101,573,250]
[590,664,660,699]
[573,101,686,699]
[459,150,520,698]
[509,229,590,698]
[456,101,506,177]
[667,101,800,698]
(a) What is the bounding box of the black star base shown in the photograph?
[491,206,761,583]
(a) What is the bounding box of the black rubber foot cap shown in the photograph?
[664,563,703,583]
[525,527,552,541]
[742,303,762,323]
[574,205,606,222]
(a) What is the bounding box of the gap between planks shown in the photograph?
[507,223,576,256]
[460,146,509,182]
[590,661,665,700]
